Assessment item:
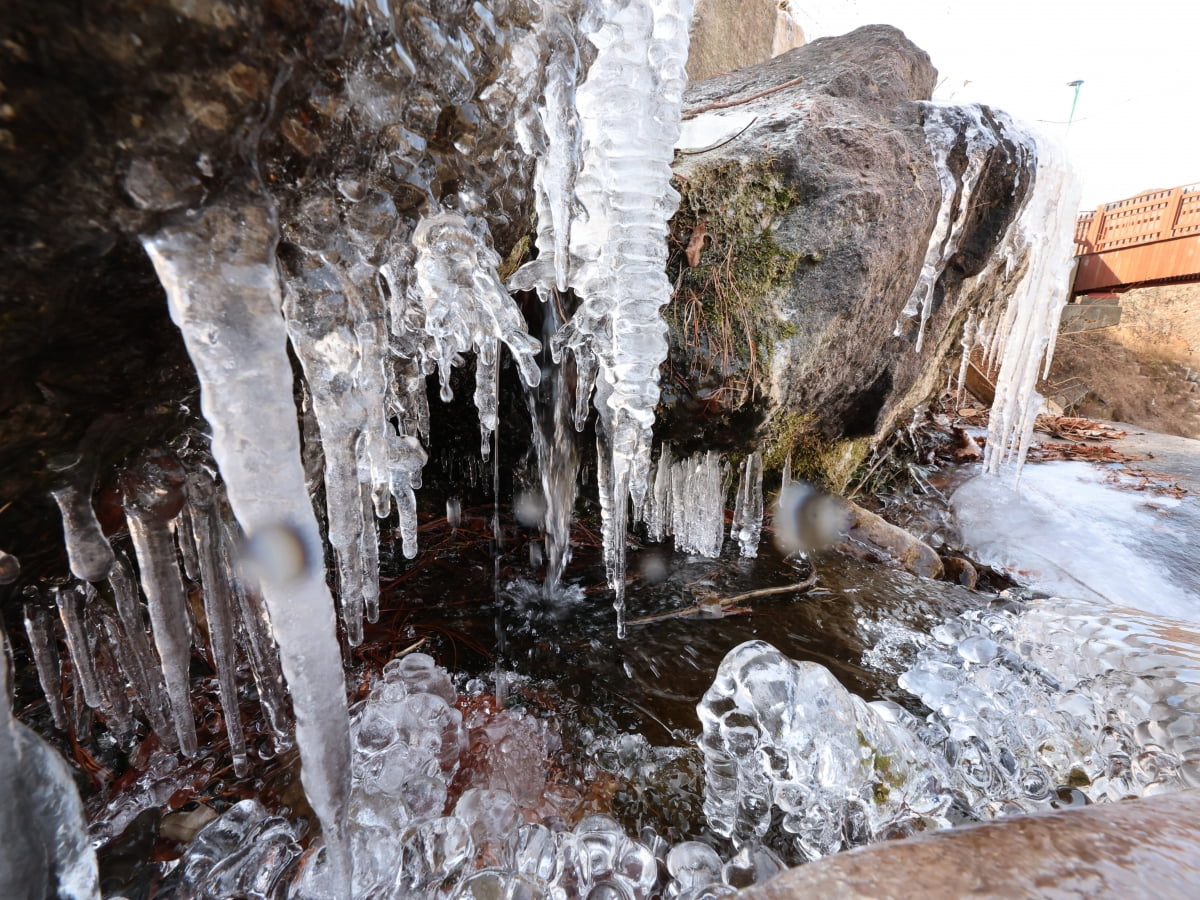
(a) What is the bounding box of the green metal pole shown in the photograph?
[1067,80,1084,128]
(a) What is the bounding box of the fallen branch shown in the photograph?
[625,568,818,627]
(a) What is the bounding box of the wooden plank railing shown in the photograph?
[1074,183,1200,256]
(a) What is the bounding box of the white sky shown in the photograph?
[786,1,1200,209]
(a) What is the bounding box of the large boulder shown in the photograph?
[663,26,1034,481]
[741,789,1200,900]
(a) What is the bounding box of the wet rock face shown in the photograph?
[669,25,1033,456]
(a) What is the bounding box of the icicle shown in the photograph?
[643,443,674,543]
[647,449,728,558]
[175,504,202,584]
[955,310,977,407]
[107,550,175,744]
[387,429,428,561]
[731,452,764,558]
[0,549,18,584]
[0,626,101,900]
[120,450,198,756]
[359,491,381,625]
[50,482,115,583]
[216,496,292,749]
[895,104,1000,352]
[983,130,1081,477]
[22,596,68,731]
[143,197,352,890]
[475,339,501,460]
[508,1,585,296]
[90,602,138,744]
[549,0,694,610]
[54,584,104,712]
[410,210,542,449]
[281,249,375,646]
[187,470,249,777]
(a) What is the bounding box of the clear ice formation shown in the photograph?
[410,211,543,451]
[186,470,249,777]
[894,105,1015,354]
[905,104,1080,477]
[730,452,764,559]
[700,599,1200,861]
[22,599,68,731]
[50,481,115,583]
[512,0,694,618]
[641,447,731,558]
[107,550,175,742]
[979,129,1081,477]
[1,626,100,900]
[698,640,954,861]
[120,450,199,756]
[169,654,778,900]
[143,199,354,891]
[281,236,384,644]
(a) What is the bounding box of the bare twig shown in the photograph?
[682,75,807,120]
[625,568,818,627]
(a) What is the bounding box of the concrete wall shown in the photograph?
[1112,283,1200,370]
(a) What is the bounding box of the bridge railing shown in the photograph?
[1074,183,1200,256]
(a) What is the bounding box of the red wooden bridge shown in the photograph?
[1073,183,1200,294]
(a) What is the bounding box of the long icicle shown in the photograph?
[142,196,352,890]
[187,469,249,777]
[120,450,199,756]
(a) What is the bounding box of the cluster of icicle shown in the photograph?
[897,103,1081,479]
[25,447,293,790]
[511,0,695,628]
[136,0,694,890]
[2,0,699,891]
[699,597,1200,863]
[163,653,786,900]
[977,126,1081,478]
[641,445,764,559]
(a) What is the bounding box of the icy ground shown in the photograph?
[952,460,1200,621]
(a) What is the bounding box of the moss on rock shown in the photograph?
[659,159,801,450]
[761,409,871,491]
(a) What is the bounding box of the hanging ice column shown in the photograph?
[517,0,694,624]
[893,105,1013,353]
[142,198,353,891]
[981,129,1081,476]
[898,104,1081,476]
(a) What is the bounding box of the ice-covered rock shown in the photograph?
[698,640,954,861]
[0,627,100,900]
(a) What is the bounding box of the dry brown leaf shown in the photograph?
[685,222,707,267]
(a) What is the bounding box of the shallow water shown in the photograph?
[88,460,1200,896]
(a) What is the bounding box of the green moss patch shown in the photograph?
[664,160,801,416]
[762,410,870,491]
